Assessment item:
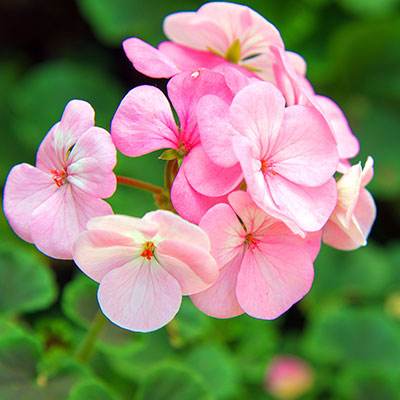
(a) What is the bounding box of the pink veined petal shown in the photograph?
[199,203,245,267]
[170,167,229,224]
[267,176,338,232]
[155,239,218,295]
[163,11,229,54]
[197,95,239,168]
[304,230,323,262]
[313,95,359,160]
[222,67,260,95]
[123,37,181,79]
[111,85,180,157]
[167,69,233,148]
[73,229,139,282]
[30,185,113,259]
[236,243,314,319]
[271,105,338,187]
[66,126,117,198]
[36,123,63,172]
[3,163,57,242]
[98,259,182,332]
[182,145,243,197]
[143,209,210,250]
[191,251,245,318]
[230,82,286,156]
[87,214,158,241]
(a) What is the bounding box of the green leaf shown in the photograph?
[338,0,400,18]
[68,379,119,400]
[185,344,241,400]
[62,275,135,353]
[0,242,57,315]
[135,362,213,400]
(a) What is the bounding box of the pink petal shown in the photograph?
[182,145,243,196]
[66,127,117,198]
[268,176,338,232]
[143,209,210,250]
[30,185,113,259]
[272,105,338,187]
[3,163,57,242]
[199,203,245,267]
[286,51,307,76]
[361,156,374,187]
[36,124,62,172]
[111,85,179,156]
[352,188,376,242]
[167,69,232,148]
[236,243,313,319]
[170,167,228,224]
[191,251,245,318]
[197,94,239,168]
[229,82,285,156]
[155,239,218,295]
[98,260,182,332]
[123,37,181,78]
[73,229,139,282]
[314,95,359,160]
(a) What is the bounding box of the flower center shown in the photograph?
[260,159,276,176]
[141,241,155,260]
[245,233,260,250]
[50,168,67,187]
[177,140,190,157]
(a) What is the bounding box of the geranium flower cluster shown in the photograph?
[3,2,376,332]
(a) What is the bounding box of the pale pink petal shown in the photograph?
[182,145,243,196]
[87,214,158,241]
[222,67,260,94]
[98,259,181,332]
[236,244,313,319]
[143,209,210,250]
[230,82,285,156]
[352,188,376,242]
[322,217,365,251]
[314,95,359,160]
[3,163,57,242]
[73,230,139,282]
[241,53,276,83]
[286,51,307,76]
[167,69,232,148]
[271,105,338,187]
[155,240,218,295]
[30,185,113,259]
[197,95,239,168]
[170,168,228,224]
[66,127,117,198]
[199,203,245,267]
[191,251,245,318]
[123,37,181,78]
[111,85,179,156]
[361,156,374,186]
[267,176,337,232]
[36,124,62,172]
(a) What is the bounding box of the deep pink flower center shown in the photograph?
[177,140,190,156]
[260,159,276,176]
[50,168,68,187]
[245,233,260,250]
[141,241,155,260]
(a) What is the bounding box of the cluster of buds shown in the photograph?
[3,2,376,332]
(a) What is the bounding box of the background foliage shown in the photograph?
[1,0,400,398]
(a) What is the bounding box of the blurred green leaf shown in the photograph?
[185,344,241,400]
[135,361,213,400]
[0,242,57,315]
[62,275,135,353]
[337,0,400,18]
[68,379,119,400]
[11,60,124,151]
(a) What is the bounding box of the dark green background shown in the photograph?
[1,0,400,399]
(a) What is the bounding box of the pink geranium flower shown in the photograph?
[323,157,376,250]
[3,100,117,259]
[229,81,338,232]
[191,191,318,319]
[73,211,219,332]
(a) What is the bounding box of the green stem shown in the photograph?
[75,310,107,363]
[117,175,164,195]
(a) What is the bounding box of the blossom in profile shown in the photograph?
[3,100,117,259]
[323,156,376,250]
[73,211,219,332]
[191,191,317,319]
[264,355,315,399]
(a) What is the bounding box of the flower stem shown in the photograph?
[164,159,178,193]
[117,175,164,195]
[75,309,107,363]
